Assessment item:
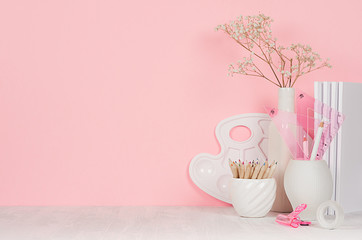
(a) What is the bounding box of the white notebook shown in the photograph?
[335,82,362,213]
[315,81,362,213]
[329,82,339,203]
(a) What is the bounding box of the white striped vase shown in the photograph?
[229,178,276,217]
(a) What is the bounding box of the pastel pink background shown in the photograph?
[0,0,361,205]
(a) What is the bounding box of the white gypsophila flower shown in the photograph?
[217,13,331,87]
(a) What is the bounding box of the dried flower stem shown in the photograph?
[216,14,332,88]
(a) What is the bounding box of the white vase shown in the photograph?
[229,178,276,218]
[284,159,333,221]
[268,88,294,212]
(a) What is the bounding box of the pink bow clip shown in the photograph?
[275,204,311,228]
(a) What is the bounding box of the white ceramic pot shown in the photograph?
[268,87,294,212]
[284,159,333,221]
[229,178,276,218]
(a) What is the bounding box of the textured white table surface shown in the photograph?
[0,206,361,240]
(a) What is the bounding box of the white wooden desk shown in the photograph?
[0,206,361,239]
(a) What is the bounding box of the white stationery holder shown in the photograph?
[284,159,333,221]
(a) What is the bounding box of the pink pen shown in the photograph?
[275,204,311,228]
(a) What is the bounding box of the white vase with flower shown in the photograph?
[216,14,331,212]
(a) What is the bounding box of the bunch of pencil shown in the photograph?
[229,159,277,179]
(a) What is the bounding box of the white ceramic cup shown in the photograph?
[284,159,333,221]
[229,178,276,218]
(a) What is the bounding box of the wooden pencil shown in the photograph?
[248,161,253,179]
[244,161,251,179]
[239,161,245,179]
[267,161,278,178]
[235,161,240,178]
[251,162,262,179]
[263,166,271,179]
[257,162,267,179]
[250,160,255,177]
[230,163,238,178]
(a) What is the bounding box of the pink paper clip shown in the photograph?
[275,204,311,228]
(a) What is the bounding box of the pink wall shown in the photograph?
[0,0,361,205]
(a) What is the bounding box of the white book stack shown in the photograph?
[314,81,362,213]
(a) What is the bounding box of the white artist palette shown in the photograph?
[189,113,271,203]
